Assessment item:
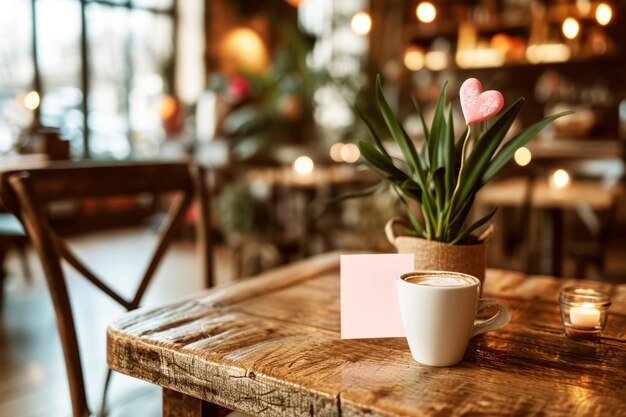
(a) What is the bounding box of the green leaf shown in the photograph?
[447,194,476,240]
[433,167,445,211]
[222,106,267,135]
[232,135,267,159]
[428,82,448,171]
[454,97,525,208]
[443,106,455,202]
[403,228,422,237]
[407,209,425,238]
[450,207,498,245]
[482,111,573,184]
[399,178,422,203]
[375,75,437,225]
[411,96,430,141]
[419,186,435,239]
[375,75,426,182]
[393,187,424,237]
[355,106,391,159]
[358,141,408,182]
[327,181,385,205]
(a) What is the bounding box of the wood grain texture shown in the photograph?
[163,388,230,417]
[108,253,626,417]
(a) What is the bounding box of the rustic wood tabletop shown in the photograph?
[107,252,626,417]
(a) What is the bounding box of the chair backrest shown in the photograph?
[0,161,213,417]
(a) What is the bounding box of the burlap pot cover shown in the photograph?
[385,218,487,286]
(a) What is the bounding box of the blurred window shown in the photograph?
[0,0,176,159]
[0,2,35,152]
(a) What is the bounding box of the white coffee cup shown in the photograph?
[397,271,511,367]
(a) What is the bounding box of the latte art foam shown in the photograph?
[406,275,473,287]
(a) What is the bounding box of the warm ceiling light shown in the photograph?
[351,12,372,35]
[562,18,580,40]
[340,143,360,163]
[330,143,344,162]
[514,147,532,167]
[23,91,40,110]
[596,3,612,26]
[403,47,425,71]
[416,2,437,23]
[293,156,314,176]
[221,28,269,74]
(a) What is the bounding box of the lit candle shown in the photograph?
[569,302,600,328]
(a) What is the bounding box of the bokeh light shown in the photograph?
[221,28,269,74]
[330,143,344,162]
[293,156,314,176]
[562,18,580,40]
[351,12,372,35]
[340,143,360,163]
[550,169,571,189]
[595,3,612,26]
[404,47,425,71]
[416,2,437,23]
[23,91,40,110]
[514,147,532,167]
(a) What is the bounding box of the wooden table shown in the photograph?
[107,253,626,417]
[476,177,622,211]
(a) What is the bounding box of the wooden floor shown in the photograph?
[0,227,236,417]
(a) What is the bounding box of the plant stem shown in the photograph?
[444,124,471,241]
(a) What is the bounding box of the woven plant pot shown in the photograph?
[385,218,489,288]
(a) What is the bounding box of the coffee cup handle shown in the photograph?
[472,299,511,337]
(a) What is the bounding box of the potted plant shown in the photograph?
[356,76,570,282]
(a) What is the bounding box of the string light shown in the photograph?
[550,169,571,189]
[330,143,344,162]
[293,156,314,176]
[562,18,580,40]
[23,91,40,110]
[424,51,448,71]
[403,47,425,71]
[416,2,437,23]
[595,3,612,26]
[514,147,532,166]
[340,143,360,163]
[351,12,372,35]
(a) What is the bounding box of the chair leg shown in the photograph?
[98,367,114,417]
[0,248,7,313]
[15,241,32,284]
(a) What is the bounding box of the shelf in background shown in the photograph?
[526,139,623,160]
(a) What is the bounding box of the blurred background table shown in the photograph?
[476,176,623,277]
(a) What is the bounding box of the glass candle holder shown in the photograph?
[559,288,611,341]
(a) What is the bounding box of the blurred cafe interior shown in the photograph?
[0,0,625,416]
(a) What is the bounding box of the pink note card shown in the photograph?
[340,254,415,339]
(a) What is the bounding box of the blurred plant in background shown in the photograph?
[340,188,402,251]
[207,23,326,163]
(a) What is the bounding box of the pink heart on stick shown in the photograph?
[460,78,504,125]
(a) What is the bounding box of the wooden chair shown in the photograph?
[0,213,32,311]
[0,161,215,417]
